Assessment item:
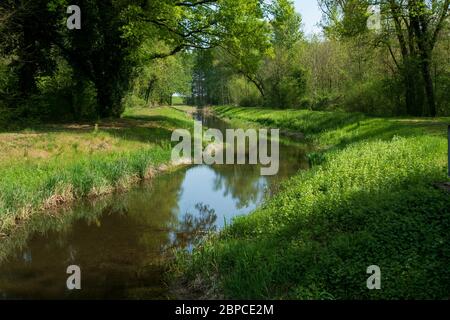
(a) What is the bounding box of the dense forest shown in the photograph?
[0,0,448,124]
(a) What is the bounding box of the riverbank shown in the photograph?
[174,106,450,299]
[0,106,194,236]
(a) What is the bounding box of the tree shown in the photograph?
[207,0,305,108]
[1,0,270,118]
[0,0,62,97]
[407,0,449,116]
[214,0,272,99]
[60,0,274,116]
[56,0,141,117]
[128,45,192,107]
[263,0,306,108]
[320,0,450,116]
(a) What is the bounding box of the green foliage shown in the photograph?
[176,106,450,299]
[320,0,370,37]
[124,48,192,108]
[306,152,326,167]
[342,78,403,115]
[1,0,448,120]
[263,51,308,109]
[187,0,306,109]
[270,0,303,47]
[1,0,273,120]
[319,0,450,117]
[227,76,264,107]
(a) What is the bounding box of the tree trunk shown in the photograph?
[420,53,437,117]
[18,23,37,96]
[403,62,423,117]
[408,0,439,117]
[96,85,114,118]
[70,81,83,121]
[144,77,157,104]
[404,74,416,116]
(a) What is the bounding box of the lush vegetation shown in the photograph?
[174,106,450,299]
[0,0,449,300]
[0,107,193,234]
[189,1,449,117]
[1,1,448,121]
[0,0,271,121]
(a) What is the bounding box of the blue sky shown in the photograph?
[293,0,323,35]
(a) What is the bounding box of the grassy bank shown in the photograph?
[0,106,193,235]
[174,106,450,299]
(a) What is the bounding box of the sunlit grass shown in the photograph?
[0,107,193,234]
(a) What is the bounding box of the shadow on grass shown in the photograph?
[324,119,449,154]
[0,113,193,145]
[215,106,449,142]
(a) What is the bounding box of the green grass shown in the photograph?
[172,96,185,106]
[174,106,450,299]
[0,106,194,234]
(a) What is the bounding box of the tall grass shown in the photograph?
[0,107,194,234]
[0,145,171,231]
[174,106,450,299]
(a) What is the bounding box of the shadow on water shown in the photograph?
[0,110,309,299]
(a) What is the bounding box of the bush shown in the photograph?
[342,78,404,116]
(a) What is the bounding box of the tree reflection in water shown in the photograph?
[166,203,217,252]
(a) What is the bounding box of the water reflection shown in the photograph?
[214,164,267,208]
[0,112,309,299]
[167,203,217,252]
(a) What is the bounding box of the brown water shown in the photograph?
[0,112,309,299]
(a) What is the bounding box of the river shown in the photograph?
[0,110,309,299]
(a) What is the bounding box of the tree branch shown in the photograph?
[431,0,449,50]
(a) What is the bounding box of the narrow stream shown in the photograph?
[0,111,309,299]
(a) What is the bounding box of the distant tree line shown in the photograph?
[0,0,266,121]
[0,0,448,122]
[188,0,449,117]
